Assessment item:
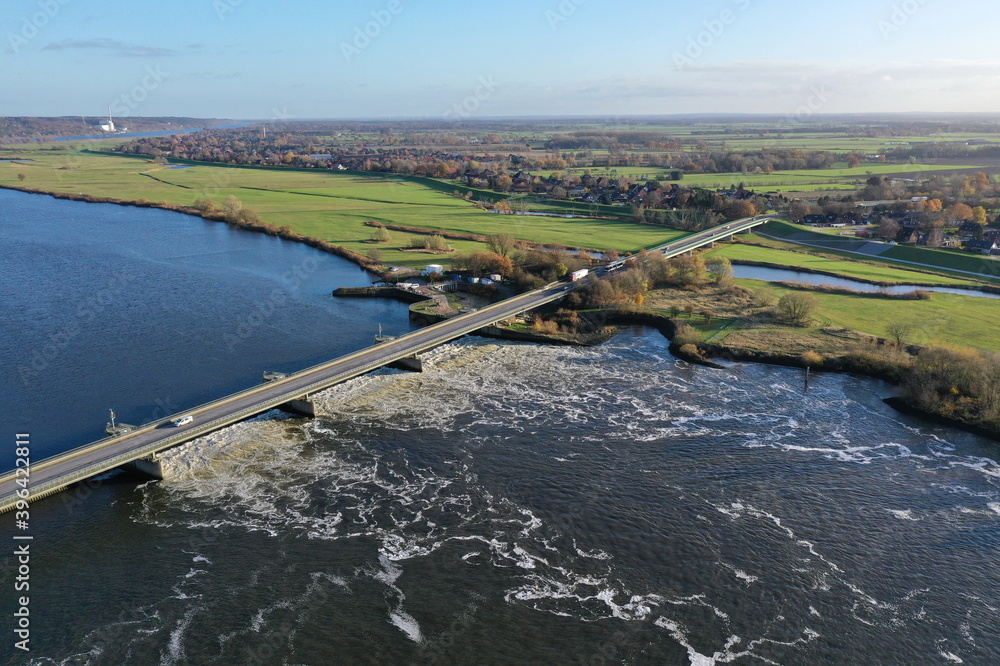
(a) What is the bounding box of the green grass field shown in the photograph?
[731,278,1000,352]
[706,243,981,286]
[0,145,684,267]
[543,162,985,193]
[758,220,1000,281]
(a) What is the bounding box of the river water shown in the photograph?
[2,189,1000,664]
[732,265,1000,300]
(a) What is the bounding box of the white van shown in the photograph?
[171,415,194,427]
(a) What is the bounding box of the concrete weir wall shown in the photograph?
[120,456,164,480]
[387,355,423,372]
[279,397,316,417]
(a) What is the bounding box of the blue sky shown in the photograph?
[3,0,1000,119]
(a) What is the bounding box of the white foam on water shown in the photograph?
[160,607,198,666]
[654,615,820,666]
[719,561,758,586]
[366,554,424,644]
[887,509,921,521]
[389,610,424,644]
[124,335,1000,663]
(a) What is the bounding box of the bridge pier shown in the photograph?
[120,455,163,480]
[263,371,317,416]
[279,397,316,417]
[387,355,423,372]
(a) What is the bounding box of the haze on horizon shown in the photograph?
[3,0,1000,121]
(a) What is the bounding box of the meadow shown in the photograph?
[757,220,1000,280]
[546,162,984,193]
[648,275,1000,354]
[0,145,685,267]
[705,242,983,286]
[732,278,1000,353]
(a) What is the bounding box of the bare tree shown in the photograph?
[705,256,733,281]
[486,233,516,257]
[223,195,243,221]
[886,322,913,347]
[876,219,900,241]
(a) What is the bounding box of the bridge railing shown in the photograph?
[0,282,571,490]
[0,218,767,496]
[643,214,773,256]
[1,219,767,489]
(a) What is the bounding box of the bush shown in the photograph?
[371,226,391,243]
[777,292,818,325]
[752,287,777,307]
[192,197,217,213]
[678,343,700,358]
[427,234,449,251]
[532,316,560,334]
[672,322,701,347]
[801,351,823,368]
[841,346,912,383]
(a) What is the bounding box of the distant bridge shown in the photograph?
[0,216,771,512]
[649,215,773,258]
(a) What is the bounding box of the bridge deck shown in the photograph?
[0,216,770,512]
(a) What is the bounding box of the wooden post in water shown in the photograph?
[800,351,822,391]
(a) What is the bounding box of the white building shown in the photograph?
[94,107,115,132]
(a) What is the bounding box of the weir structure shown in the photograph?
[0,216,770,512]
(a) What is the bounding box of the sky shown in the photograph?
[3,0,1000,120]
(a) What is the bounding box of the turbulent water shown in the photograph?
[2,189,1000,664]
[9,334,1000,665]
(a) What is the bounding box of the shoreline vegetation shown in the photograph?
[0,183,389,273]
[5,182,999,440]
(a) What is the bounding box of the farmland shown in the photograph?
[705,242,986,287]
[757,220,1000,279]
[731,279,1000,352]
[5,128,1000,358]
[0,144,685,267]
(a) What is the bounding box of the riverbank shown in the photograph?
[7,179,997,439]
[0,183,388,274]
[729,259,1000,295]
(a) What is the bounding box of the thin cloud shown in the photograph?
[180,72,244,81]
[42,38,176,57]
[484,60,1000,115]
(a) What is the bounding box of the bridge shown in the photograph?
[649,215,772,258]
[0,216,771,512]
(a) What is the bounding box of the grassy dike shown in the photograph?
[758,220,1000,281]
[0,145,684,268]
[6,144,999,435]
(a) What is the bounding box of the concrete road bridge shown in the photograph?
[0,216,771,512]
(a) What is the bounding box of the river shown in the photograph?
[1,190,999,664]
[732,264,1000,300]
